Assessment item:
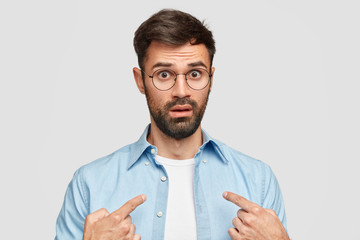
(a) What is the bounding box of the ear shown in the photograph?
[133,67,145,94]
[209,67,215,92]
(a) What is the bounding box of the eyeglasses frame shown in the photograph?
[141,68,213,91]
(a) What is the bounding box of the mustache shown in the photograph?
[164,98,197,111]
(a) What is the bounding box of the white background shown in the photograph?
[1,0,359,239]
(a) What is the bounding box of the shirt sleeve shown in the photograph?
[261,163,288,232]
[55,168,89,240]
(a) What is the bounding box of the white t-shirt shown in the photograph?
[156,155,197,240]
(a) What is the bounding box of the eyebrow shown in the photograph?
[151,61,208,70]
[187,61,208,68]
[151,62,173,70]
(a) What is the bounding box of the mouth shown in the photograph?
[169,104,193,118]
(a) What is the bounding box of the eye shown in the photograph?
[156,70,172,80]
[188,70,202,79]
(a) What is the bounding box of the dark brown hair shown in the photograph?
[133,9,216,72]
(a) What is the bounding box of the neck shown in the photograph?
[147,121,203,160]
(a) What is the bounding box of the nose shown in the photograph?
[171,74,191,98]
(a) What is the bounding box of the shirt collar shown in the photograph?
[127,125,152,169]
[127,125,229,169]
[200,128,229,164]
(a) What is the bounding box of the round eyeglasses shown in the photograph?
[141,68,212,91]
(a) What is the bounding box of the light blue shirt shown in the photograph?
[55,125,287,240]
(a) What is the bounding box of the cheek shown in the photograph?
[196,91,210,104]
[146,89,170,108]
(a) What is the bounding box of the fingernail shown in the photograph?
[223,192,228,198]
[142,194,147,202]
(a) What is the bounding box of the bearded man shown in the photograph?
[55,9,289,240]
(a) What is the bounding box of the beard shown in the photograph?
[145,89,210,140]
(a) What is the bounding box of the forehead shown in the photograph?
[144,41,211,70]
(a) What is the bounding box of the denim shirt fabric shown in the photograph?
[55,125,287,240]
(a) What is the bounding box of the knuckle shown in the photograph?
[85,208,108,224]
[243,215,254,225]
[119,222,131,235]
[123,216,132,225]
[85,214,95,224]
[268,209,276,215]
[252,206,262,215]
[132,223,136,231]
[84,214,92,223]
[110,214,121,223]
[242,215,249,224]
[99,207,107,212]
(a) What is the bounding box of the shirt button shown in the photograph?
[203,159,207,163]
[145,161,150,166]
[151,148,156,154]
[161,176,167,182]
[157,211,163,217]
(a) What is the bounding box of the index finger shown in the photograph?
[223,191,255,212]
[111,194,147,219]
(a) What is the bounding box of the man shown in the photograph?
[55,9,289,240]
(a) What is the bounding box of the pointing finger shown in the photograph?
[223,191,254,212]
[111,194,147,219]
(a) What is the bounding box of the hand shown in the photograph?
[83,194,146,240]
[223,191,289,240]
